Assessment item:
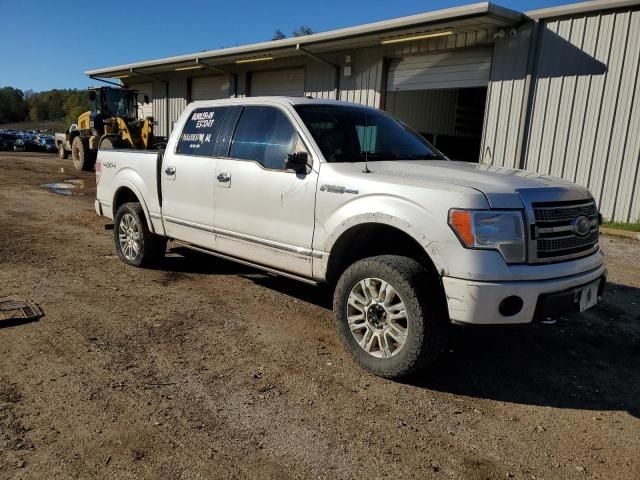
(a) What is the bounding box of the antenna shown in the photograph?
[362,45,371,174]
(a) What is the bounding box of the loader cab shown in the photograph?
[89,87,138,121]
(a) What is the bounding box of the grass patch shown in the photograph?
[602,221,640,232]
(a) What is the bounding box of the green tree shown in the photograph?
[66,105,87,127]
[292,25,313,37]
[0,87,28,123]
[272,29,286,40]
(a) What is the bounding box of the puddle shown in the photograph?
[41,177,96,196]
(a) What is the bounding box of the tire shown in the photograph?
[333,255,448,379]
[99,135,129,150]
[58,143,69,159]
[114,202,167,267]
[71,136,95,171]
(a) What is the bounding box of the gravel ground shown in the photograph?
[0,152,638,480]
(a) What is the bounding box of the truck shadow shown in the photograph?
[155,248,639,417]
[415,282,640,418]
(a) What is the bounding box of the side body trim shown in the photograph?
[163,216,324,258]
[173,241,320,285]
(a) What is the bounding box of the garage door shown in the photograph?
[388,47,493,91]
[128,82,153,119]
[251,68,305,97]
[191,75,230,100]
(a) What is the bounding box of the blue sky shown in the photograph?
[1,0,576,92]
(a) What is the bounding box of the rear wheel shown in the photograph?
[114,202,166,267]
[71,136,94,171]
[100,135,129,150]
[58,143,69,159]
[333,255,447,379]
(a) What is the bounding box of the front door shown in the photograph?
[213,105,318,277]
[160,106,229,249]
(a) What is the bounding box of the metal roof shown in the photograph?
[86,2,522,77]
[526,0,640,19]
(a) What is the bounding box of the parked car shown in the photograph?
[35,136,57,153]
[13,139,40,152]
[95,97,606,379]
[0,133,17,150]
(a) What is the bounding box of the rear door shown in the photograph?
[212,104,318,277]
[160,105,230,250]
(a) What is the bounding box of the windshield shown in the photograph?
[96,89,137,119]
[294,104,444,163]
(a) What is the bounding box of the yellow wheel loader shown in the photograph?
[54,87,157,171]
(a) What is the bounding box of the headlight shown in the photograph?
[448,209,526,263]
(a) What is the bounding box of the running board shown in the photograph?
[173,241,319,286]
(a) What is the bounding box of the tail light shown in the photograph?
[95,160,101,185]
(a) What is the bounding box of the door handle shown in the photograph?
[217,172,231,183]
[165,166,176,176]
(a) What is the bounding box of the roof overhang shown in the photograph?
[527,0,640,19]
[86,2,523,80]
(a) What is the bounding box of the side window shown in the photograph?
[229,106,299,170]
[176,107,227,156]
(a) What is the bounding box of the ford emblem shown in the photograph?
[572,215,591,236]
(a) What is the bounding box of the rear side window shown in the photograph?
[229,106,297,170]
[176,107,227,156]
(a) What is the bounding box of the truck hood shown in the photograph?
[334,160,592,208]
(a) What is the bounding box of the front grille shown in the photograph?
[531,199,599,262]
[533,202,598,224]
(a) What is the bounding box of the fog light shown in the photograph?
[499,296,523,316]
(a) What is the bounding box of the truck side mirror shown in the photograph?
[144,95,150,104]
[286,152,308,172]
[89,91,96,101]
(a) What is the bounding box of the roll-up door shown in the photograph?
[128,82,153,119]
[388,47,493,91]
[191,75,230,100]
[250,68,305,97]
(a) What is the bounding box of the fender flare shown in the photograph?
[320,212,449,277]
[112,181,155,234]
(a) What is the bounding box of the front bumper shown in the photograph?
[442,264,606,324]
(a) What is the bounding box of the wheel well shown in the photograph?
[325,223,437,284]
[113,187,141,217]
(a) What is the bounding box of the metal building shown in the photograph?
[86,0,640,222]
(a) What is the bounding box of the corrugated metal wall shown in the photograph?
[151,74,188,138]
[484,7,640,221]
[480,23,533,168]
[150,29,493,136]
[524,7,640,222]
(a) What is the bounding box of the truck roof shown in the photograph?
[188,96,372,109]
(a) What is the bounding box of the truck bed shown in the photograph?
[95,149,165,236]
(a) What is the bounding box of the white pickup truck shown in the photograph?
[95,97,606,379]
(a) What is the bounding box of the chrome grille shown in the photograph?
[533,202,598,224]
[531,199,600,262]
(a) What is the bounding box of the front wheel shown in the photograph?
[114,202,166,267]
[58,143,69,159]
[71,136,94,171]
[333,255,448,379]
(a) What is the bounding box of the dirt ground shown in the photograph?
[0,152,638,480]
